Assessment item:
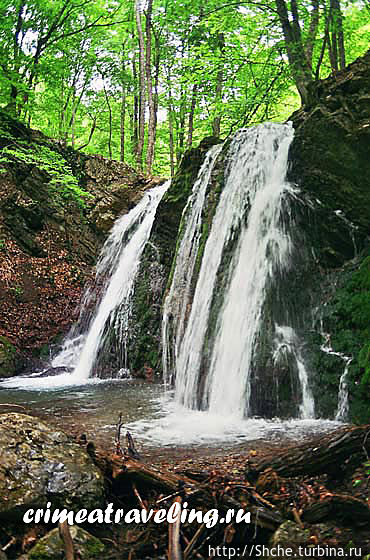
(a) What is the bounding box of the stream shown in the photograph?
[0,377,342,461]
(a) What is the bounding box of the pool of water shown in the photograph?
[0,375,343,457]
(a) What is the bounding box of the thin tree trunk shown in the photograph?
[166,71,175,178]
[305,0,320,69]
[187,84,197,147]
[120,41,126,163]
[212,69,223,137]
[135,0,146,170]
[177,96,186,165]
[275,0,313,104]
[330,0,339,71]
[78,115,96,150]
[331,0,346,69]
[103,81,113,159]
[132,54,139,161]
[145,0,155,175]
[153,29,161,132]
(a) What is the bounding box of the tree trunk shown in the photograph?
[135,0,146,170]
[187,84,197,147]
[120,42,126,163]
[167,72,175,178]
[103,81,113,159]
[330,0,346,70]
[131,53,139,162]
[212,69,223,137]
[275,0,313,105]
[177,92,186,165]
[305,0,320,69]
[145,0,155,175]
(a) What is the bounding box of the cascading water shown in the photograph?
[164,123,315,420]
[60,181,169,382]
[3,182,169,389]
[162,144,223,386]
[320,321,351,421]
[273,325,315,419]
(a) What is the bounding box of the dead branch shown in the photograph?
[58,521,74,560]
[168,496,183,560]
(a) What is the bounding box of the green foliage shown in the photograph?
[352,461,370,487]
[325,254,370,421]
[1,142,92,206]
[0,0,369,175]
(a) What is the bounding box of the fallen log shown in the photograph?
[302,493,370,524]
[112,457,282,531]
[251,425,370,478]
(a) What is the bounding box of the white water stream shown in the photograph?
[162,144,223,386]
[166,123,315,419]
[320,321,351,421]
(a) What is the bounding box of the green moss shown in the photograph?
[0,335,17,378]
[28,527,104,560]
[316,252,370,422]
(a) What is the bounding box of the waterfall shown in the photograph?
[320,323,351,421]
[162,144,223,386]
[52,181,169,382]
[165,123,315,419]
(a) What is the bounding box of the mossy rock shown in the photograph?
[28,526,104,560]
[0,414,105,518]
[0,335,17,378]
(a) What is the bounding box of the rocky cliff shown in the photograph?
[0,111,156,376]
[288,50,370,422]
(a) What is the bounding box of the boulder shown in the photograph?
[27,526,104,560]
[0,414,104,519]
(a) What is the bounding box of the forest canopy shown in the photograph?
[0,0,369,175]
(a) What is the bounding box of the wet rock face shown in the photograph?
[0,413,104,518]
[125,137,221,375]
[289,49,370,265]
[27,527,104,560]
[286,50,370,422]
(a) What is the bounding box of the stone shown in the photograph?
[268,520,310,559]
[27,526,104,560]
[0,414,104,519]
[0,335,17,378]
